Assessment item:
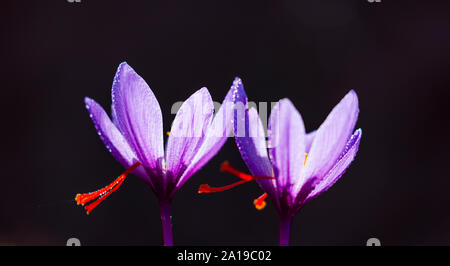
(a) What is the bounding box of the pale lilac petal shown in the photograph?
[306,129,362,200]
[294,90,359,195]
[305,130,316,153]
[247,107,280,207]
[84,97,153,186]
[165,87,214,180]
[240,108,274,176]
[111,62,164,171]
[172,78,240,195]
[268,99,306,192]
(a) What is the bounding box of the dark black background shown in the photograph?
[1,0,449,245]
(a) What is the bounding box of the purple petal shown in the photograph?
[233,89,273,178]
[111,62,164,171]
[232,82,277,205]
[306,129,362,200]
[294,90,359,195]
[165,87,214,180]
[268,99,306,192]
[247,107,280,206]
[172,78,240,195]
[239,108,274,175]
[84,97,153,185]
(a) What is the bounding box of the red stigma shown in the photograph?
[75,162,141,215]
[198,180,248,193]
[198,161,274,194]
[220,161,254,181]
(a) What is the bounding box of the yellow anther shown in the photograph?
[304,153,308,166]
[254,200,267,210]
[253,193,268,210]
[166,131,171,136]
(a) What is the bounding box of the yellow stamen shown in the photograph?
[166,131,171,136]
[254,200,266,210]
[304,153,308,166]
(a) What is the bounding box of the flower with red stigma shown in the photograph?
[230,79,362,246]
[76,62,240,246]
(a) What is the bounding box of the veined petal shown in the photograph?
[305,130,316,153]
[234,90,273,178]
[232,83,278,206]
[165,87,214,180]
[172,78,240,195]
[294,90,359,195]
[84,97,153,186]
[306,128,362,200]
[111,62,164,172]
[247,107,280,208]
[240,108,274,176]
[268,99,306,193]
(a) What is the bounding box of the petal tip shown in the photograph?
[278,98,298,111]
[118,61,130,69]
[233,77,243,90]
[231,77,247,104]
[84,97,96,110]
[346,89,359,105]
[115,62,136,79]
[279,98,291,104]
[199,86,210,94]
[84,96,93,104]
[233,76,243,86]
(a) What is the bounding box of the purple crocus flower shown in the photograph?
[75,62,239,246]
[201,79,362,246]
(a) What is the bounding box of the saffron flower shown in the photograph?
[75,62,238,246]
[201,79,362,246]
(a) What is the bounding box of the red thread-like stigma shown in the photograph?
[198,180,248,193]
[220,161,254,181]
[198,161,274,194]
[75,162,141,215]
